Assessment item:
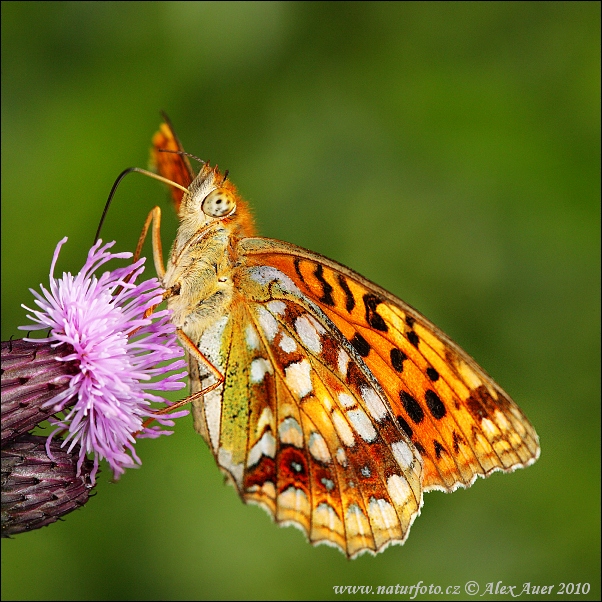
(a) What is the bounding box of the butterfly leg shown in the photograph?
[142,328,223,427]
[137,205,225,394]
[117,206,166,299]
[144,328,224,424]
[133,205,165,279]
[131,207,225,426]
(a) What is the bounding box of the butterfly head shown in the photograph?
[173,161,255,242]
[151,119,255,240]
[180,163,251,233]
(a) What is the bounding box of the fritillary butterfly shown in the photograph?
[145,116,539,558]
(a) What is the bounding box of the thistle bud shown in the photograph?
[1,339,79,445]
[1,434,94,537]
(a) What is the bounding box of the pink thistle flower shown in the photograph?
[18,237,187,483]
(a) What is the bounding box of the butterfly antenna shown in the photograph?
[158,148,206,165]
[94,167,189,243]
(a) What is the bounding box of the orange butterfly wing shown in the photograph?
[150,113,195,212]
[240,238,540,493]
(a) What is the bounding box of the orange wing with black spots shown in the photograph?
[240,238,540,493]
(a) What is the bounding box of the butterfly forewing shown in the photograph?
[239,238,540,493]
[149,119,540,558]
[151,119,195,211]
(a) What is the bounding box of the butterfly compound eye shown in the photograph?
[202,188,236,218]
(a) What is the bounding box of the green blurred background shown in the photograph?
[2,2,600,600]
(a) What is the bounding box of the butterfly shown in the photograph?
[144,115,539,558]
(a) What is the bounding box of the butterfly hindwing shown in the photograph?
[190,272,424,557]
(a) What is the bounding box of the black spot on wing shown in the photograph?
[426,367,439,381]
[405,315,415,327]
[314,264,335,306]
[400,391,424,424]
[363,294,388,332]
[390,347,407,372]
[407,331,420,348]
[433,440,445,459]
[425,389,446,420]
[349,332,370,357]
[336,274,355,312]
[293,258,305,285]
[397,416,413,438]
[414,441,426,455]
[452,430,464,454]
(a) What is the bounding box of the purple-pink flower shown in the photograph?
[19,237,188,482]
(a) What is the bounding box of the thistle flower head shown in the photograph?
[18,237,187,482]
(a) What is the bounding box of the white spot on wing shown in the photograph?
[198,316,229,371]
[284,359,313,398]
[458,360,482,389]
[346,504,370,537]
[482,418,497,436]
[278,417,304,447]
[256,306,278,342]
[392,440,414,470]
[387,474,412,507]
[279,334,297,353]
[347,408,377,442]
[250,266,302,296]
[337,348,350,377]
[321,478,335,491]
[204,386,223,453]
[309,432,331,463]
[495,410,510,431]
[336,447,347,466]
[250,357,273,383]
[368,497,399,531]
[278,486,310,514]
[360,386,388,421]
[245,323,259,350]
[338,393,355,408]
[246,480,275,500]
[314,503,343,532]
[267,300,286,315]
[332,410,355,447]
[256,407,274,437]
[295,315,322,354]
[247,431,276,467]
